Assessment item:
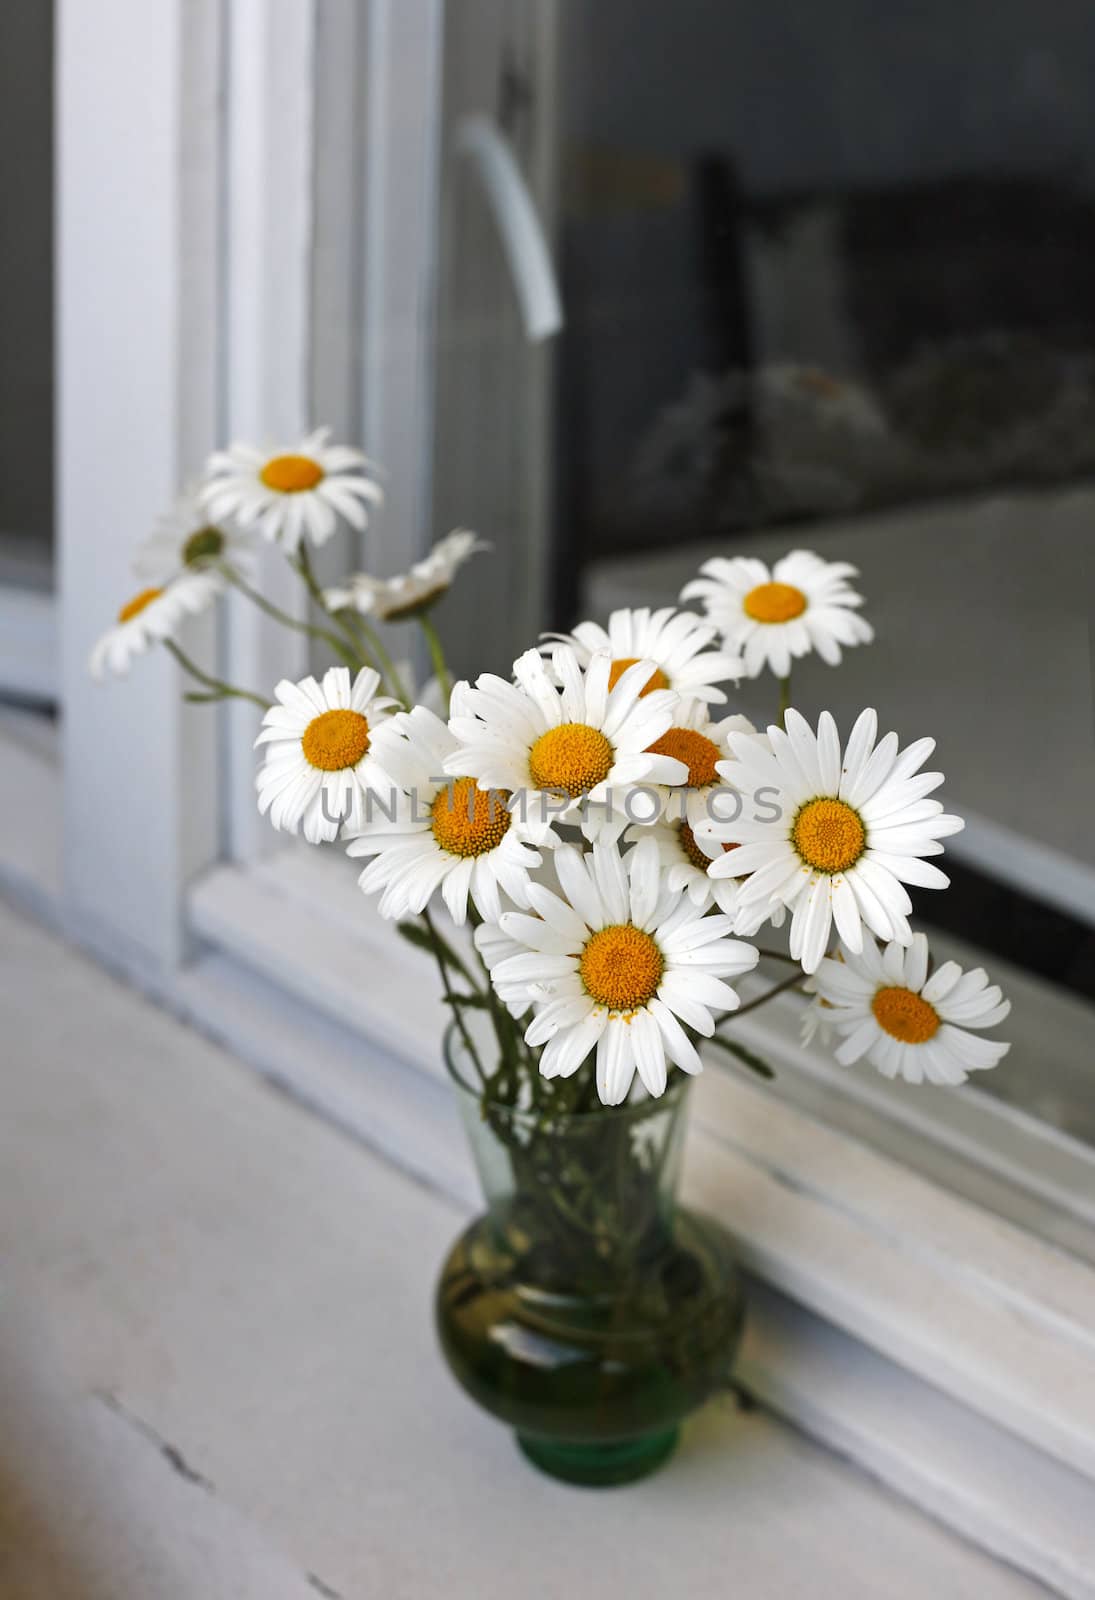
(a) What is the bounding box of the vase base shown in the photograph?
[516,1426,680,1486]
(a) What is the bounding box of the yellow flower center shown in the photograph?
[678,821,711,871]
[871,986,940,1044]
[430,777,512,858]
[647,726,721,788]
[182,525,225,564]
[607,657,670,696]
[791,797,865,873]
[528,723,614,798]
[300,708,370,771]
[678,823,741,873]
[579,924,664,1013]
[260,454,325,493]
[117,587,163,623]
[744,581,807,624]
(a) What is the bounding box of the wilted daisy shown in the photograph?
[89,570,224,678]
[543,606,743,706]
[133,486,253,584]
[255,666,397,845]
[476,838,759,1104]
[805,932,1010,1085]
[702,708,963,973]
[200,428,383,552]
[325,530,488,621]
[445,644,688,835]
[681,549,873,679]
[345,706,547,924]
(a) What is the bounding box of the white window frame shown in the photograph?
[34,2,1095,1584]
[0,586,56,703]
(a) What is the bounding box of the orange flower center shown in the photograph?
[579,924,664,1013]
[260,454,325,493]
[871,986,940,1044]
[430,777,512,858]
[677,825,740,874]
[678,821,711,871]
[744,581,807,624]
[792,797,865,874]
[301,708,370,771]
[528,723,614,798]
[607,657,670,696]
[647,726,721,788]
[117,587,163,623]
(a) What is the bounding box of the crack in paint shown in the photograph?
[94,1390,216,1495]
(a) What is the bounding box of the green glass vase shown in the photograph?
[435,1027,746,1486]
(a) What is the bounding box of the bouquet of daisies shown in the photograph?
[92,429,1012,1108]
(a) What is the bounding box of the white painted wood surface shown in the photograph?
[1,1303,320,1600]
[57,0,222,970]
[221,0,316,862]
[0,895,1050,1600]
[0,711,61,921]
[0,586,56,703]
[740,1282,1095,1600]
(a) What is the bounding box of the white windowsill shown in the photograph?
[10,894,1087,1599]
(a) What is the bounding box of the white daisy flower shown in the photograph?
[700,708,964,974]
[325,530,488,622]
[200,428,383,553]
[543,606,743,706]
[132,486,253,584]
[445,644,689,837]
[88,570,225,678]
[254,666,397,845]
[476,837,760,1105]
[344,706,548,925]
[681,548,873,679]
[805,932,1011,1085]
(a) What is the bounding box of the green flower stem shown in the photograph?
[421,906,484,1081]
[421,911,483,993]
[164,638,270,709]
[221,563,370,671]
[755,948,802,965]
[720,969,804,1023]
[345,613,412,708]
[292,544,371,674]
[418,612,452,708]
[777,673,792,730]
[468,905,528,1098]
